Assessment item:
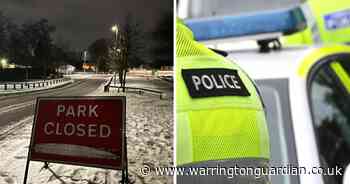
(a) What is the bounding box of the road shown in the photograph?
[0,79,104,133]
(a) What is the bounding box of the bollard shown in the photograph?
[21,83,24,89]
[104,85,109,92]
[13,83,16,90]
[4,84,7,90]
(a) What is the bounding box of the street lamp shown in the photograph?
[111,24,119,41]
[83,51,88,73]
[1,58,7,69]
[111,24,119,85]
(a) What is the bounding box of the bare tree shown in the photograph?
[88,38,110,73]
[0,11,12,61]
[151,12,173,68]
[22,19,56,77]
[109,14,148,92]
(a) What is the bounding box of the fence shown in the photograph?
[104,76,164,99]
[0,78,70,91]
[104,76,114,92]
[111,86,164,99]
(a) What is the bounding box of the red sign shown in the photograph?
[29,96,126,169]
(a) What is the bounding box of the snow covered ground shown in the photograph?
[0,77,173,184]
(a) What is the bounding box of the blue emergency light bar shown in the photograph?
[185,6,307,41]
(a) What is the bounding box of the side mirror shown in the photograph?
[344,164,350,184]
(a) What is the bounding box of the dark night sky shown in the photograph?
[0,0,173,50]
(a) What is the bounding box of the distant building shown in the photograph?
[58,65,76,75]
[82,63,96,72]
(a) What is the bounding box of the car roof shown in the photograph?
[227,46,312,80]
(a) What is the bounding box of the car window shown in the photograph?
[256,79,299,184]
[308,55,350,184]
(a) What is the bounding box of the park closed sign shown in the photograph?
[25,96,126,175]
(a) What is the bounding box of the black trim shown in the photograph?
[209,48,228,57]
[306,53,350,183]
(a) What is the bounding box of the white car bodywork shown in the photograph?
[229,47,328,184]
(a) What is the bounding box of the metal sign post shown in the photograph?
[23,96,128,184]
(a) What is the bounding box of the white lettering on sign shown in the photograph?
[192,76,201,91]
[43,122,111,138]
[44,122,55,135]
[56,105,99,117]
[192,74,241,91]
[218,75,227,88]
[78,105,86,117]
[211,74,223,89]
[202,75,214,89]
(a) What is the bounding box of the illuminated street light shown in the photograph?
[111,24,120,85]
[111,25,118,33]
[111,24,119,40]
[1,58,8,68]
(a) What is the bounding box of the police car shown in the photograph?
[180,1,350,183]
[231,45,350,184]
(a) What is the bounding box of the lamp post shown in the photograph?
[0,58,8,70]
[83,51,87,73]
[111,24,119,41]
[111,24,119,85]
